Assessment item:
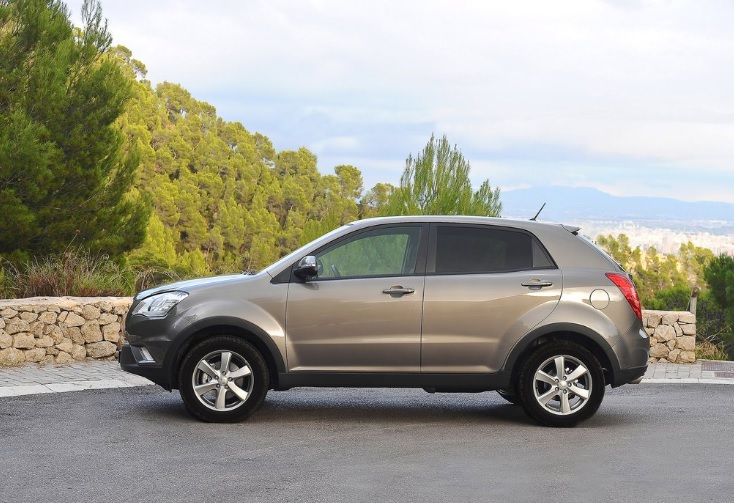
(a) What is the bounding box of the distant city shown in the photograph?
[502,186,734,255]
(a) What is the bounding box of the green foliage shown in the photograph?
[703,254,734,325]
[2,248,134,297]
[381,134,501,217]
[113,74,372,274]
[641,285,693,311]
[596,236,713,307]
[695,291,734,360]
[0,0,149,260]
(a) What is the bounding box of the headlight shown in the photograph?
[132,291,188,318]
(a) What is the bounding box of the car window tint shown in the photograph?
[316,226,422,279]
[435,226,539,274]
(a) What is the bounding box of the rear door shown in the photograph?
[421,223,562,373]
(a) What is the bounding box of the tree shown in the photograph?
[0,0,148,260]
[703,254,734,325]
[381,134,502,216]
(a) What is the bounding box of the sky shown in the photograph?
[64,0,734,204]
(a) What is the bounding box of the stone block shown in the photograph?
[679,336,695,351]
[82,305,101,321]
[0,318,5,330]
[0,308,18,318]
[99,313,118,324]
[681,323,696,335]
[63,312,85,327]
[68,327,84,345]
[86,341,117,358]
[81,321,103,343]
[35,335,54,348]
[103,322,121,343]
[678,312,695,324]
[98,301,113,313]
[0,347,25,366]
[56,338,73,353]
[662,313,679,326]
[55,351,74,364]
[20,311,39,322]
[666,340,676,350]
[30,321,46,338]
[24,348,46,363]
[645,313,662,328]
[0,331,12,349]
[668,349,681,363]
[680,351,696,363]
[46,325,65,344]
[5,319,30,335]
[12,333,35,349]
[650,343,669,359]
[653,325,676,342]
[673,323,682,337]
[71,344,87,360]
[38,311,58,325]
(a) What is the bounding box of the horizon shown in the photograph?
[65,0,734,204]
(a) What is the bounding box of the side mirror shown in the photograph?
[294,256,318,280]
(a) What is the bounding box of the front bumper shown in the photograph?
[119,344,173,390]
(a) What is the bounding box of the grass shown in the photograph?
[0,249,186,299]
[695,338,729,361]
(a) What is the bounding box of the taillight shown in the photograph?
[606,273,642,320]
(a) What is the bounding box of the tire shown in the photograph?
[518,341,604,427]
[496,388,521,405]
[179,336,269,423]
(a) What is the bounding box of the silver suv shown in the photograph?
[120,216,649,427]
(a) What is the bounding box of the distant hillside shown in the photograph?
[501,186,734,226]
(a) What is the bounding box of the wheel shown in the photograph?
[496,388,521,405]
[179,336,269,423]
[518,341,604,427]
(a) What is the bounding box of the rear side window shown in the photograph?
[434,225,554,274]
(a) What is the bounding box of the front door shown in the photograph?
[285,224,427,372]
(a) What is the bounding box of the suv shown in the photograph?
[120,216,649,427]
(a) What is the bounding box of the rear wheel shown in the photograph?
[179,336,269,422]
[518,341,604,427]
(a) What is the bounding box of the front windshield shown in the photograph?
[261,224,352,275]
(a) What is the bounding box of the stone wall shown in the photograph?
[0,297,132,367]
[643,310,696,364]
[0,297,697,367]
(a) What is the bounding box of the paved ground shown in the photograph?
[1,359,733,397]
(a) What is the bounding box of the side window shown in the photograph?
[316,226,422,279]
[434,225,552,274]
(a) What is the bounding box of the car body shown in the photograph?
[120,216,649,427]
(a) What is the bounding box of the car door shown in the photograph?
[421,223,562,373]
[285,224,427,372]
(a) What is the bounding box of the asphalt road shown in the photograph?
[1,384,732,503]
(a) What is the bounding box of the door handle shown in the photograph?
[382,286,415,296]
[521,280,553,289]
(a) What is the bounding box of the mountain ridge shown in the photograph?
[501,186,734,224]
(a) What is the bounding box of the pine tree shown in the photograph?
[0,0,148,260]
[381,134,502,217]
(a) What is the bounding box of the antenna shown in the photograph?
[530,203,546,221]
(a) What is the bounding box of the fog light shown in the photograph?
[132,345,156,364]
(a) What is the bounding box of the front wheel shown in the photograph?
[179,336,269,423]
[518,341,604,427]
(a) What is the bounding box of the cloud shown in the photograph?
[64,0,734,203]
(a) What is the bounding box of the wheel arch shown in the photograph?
[165,317,286,390]
[503,323,618,389]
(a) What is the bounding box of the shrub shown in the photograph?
[2,248,134,298]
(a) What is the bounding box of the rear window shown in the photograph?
[434,225,554,274]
